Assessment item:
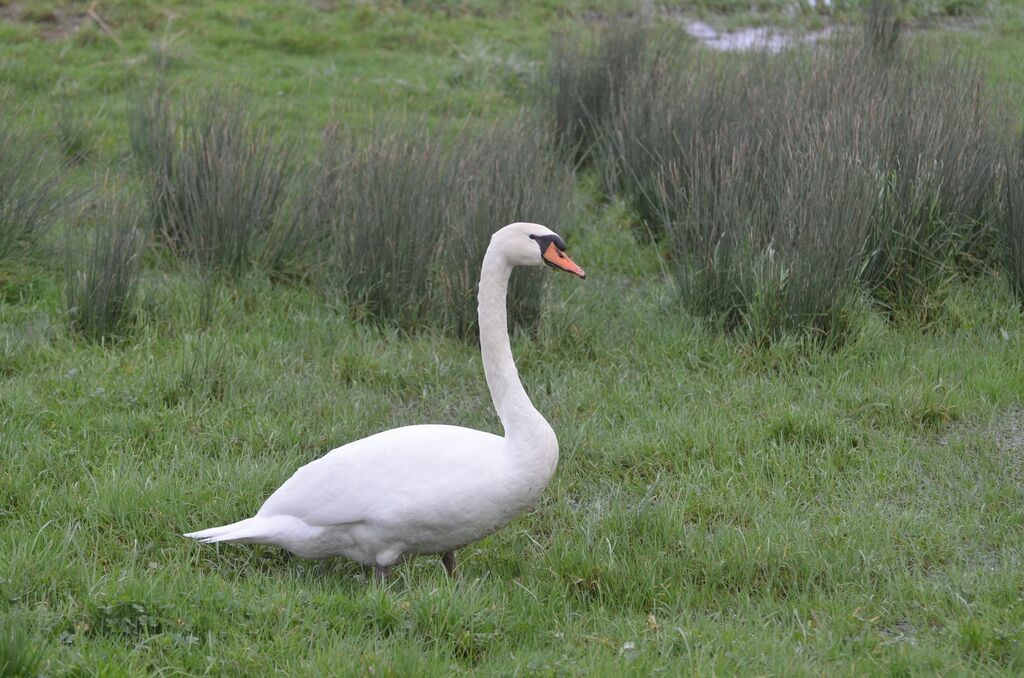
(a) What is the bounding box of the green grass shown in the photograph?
[3,1,1024,674]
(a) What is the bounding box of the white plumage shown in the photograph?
[184,222,586,580]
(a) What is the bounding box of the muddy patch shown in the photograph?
[0,2,88,41]
[942,407,1024,450]
[990,408,1024,452]
[940,407,1024,484]
[880,619,917,646]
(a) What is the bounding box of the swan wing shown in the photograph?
[256,424,505,528]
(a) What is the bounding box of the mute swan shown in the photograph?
[184,222,586,581]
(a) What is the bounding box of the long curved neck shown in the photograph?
[478,247,547,445]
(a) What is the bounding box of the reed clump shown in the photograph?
[0,94,67,263]
[584,6,1006,340]
[129,84,294,278]
[312,117,572,337]
[65,189,145,342]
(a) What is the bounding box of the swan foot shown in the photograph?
[373,565,391,584]
[441,550,458,578]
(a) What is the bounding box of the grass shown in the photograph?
[2,0,1024,675]
[54,92,95,165]
[4,259,1024,674]
[0,620,45,677]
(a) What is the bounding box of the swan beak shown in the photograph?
[542,242,586,279]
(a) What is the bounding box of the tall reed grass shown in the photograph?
[860,51,1003,321]
[542,20,665,163]
[127,82,571,334]
[65,189,145,342]
[586,8,1006,339]
[601,46,719,231]
[128,84,294,277]
[315,121,450,326]
[658,113,875,344]
[0,95,67,263]
[312,117,572,337]
[1003,132,1024,309]
[128,77,174,182]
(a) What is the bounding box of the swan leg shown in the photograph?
[441,550,457,578]
[373,564,391,584]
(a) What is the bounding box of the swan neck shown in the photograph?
[478,249,543,441]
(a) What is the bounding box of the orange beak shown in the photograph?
[542,242,586,279]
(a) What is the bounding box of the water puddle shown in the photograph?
[684,20,833,52]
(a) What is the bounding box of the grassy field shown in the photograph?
[3,1,1024,675]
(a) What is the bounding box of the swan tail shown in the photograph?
[183,517,273,544]
[183,515,317,548]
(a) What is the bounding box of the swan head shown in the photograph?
[493,222,586,279]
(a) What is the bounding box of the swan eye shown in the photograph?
[530,233,567,254]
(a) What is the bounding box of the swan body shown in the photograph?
[190,424,546,564]
[184,222,586,578]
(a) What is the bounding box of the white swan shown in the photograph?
[184,222,586,581]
